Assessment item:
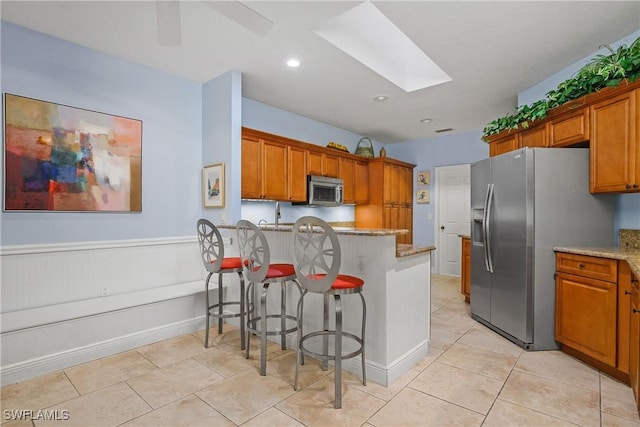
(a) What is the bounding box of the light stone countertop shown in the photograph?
[553,246,640,278]
[217,224,435,258]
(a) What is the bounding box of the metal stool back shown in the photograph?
[292,216,366,409]
[196,218,246,349]
[236,220,302,376]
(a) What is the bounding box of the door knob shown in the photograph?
[440,226,445,230]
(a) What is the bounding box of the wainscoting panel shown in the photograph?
[0,236,233,385]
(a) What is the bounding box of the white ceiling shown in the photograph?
[2,1,639,143]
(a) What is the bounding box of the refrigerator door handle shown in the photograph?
[485,183,495,273]
[482,183,491,272]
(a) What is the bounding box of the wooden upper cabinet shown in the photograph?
[324,153,339,178]
[262,140,288,200]
[241,137,262,199]
[549,109,589,147]
[288,146,307,202]
[519,124,548,148]
[339,157,356,204]
[354,161,369,204]
[307,150,339,178]
[489,133,519,157]
[401,167,413,204]
[307,150,324,176]
[355,157,415,243]
[590,90,638,193]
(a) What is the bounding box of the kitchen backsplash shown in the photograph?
[619,229,640,249]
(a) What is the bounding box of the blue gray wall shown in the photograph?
[1,22,203,246]
[2,21,637,248]
[387,132,489,246]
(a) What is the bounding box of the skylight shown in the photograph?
[312,1,451,93]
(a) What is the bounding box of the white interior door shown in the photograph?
[436,164,471,276]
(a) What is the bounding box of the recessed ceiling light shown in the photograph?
[374,95,388,101]
[420,118,432,123]
[286,58,301,68]
[435,128,454,133]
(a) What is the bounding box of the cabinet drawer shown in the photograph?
[556,252,617,282]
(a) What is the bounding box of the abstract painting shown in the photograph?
[4,94,142,212]
[203,163,224,208]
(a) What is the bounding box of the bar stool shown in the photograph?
[196,219,247,350]
[236,220,302,376]
[291,216,366,409]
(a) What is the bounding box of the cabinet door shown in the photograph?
[307,150,323,176]
[242,138,262,199]
[383,205,398,230]
[519,125,548,148]
[630,279,640,409]
[550,109,589,147]
[394,202,413,244]
[383,164,394,204]
[590,91,637,193]
[354,161,369,204]
[461,237,471,302]
[386,165,400,204]
[263,140,288,200]
[399,166,413,205]
[555,272,617,367]
[288,146,307,202]
[324,153,339,178]
[618,262,633,374]
[339,158,355,204]
[489,134,518,157]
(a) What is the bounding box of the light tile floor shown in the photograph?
[2,275,639,426]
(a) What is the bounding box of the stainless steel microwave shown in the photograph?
[293,175,343,206]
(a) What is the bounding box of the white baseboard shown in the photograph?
[1,315,206,386]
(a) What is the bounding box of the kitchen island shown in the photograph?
[218,224,434,386]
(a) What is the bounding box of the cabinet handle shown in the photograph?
[634,184,639,189]
[626,184,632,189]
[634,308,640,314]
[578,263,585,268]
[625,290,632,295]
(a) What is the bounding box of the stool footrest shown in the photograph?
[247,314,298,336]
[299,330,364,361]
[208,301,247,320]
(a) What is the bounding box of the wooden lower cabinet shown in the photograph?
[555,252,639,390]
[630,277,640,412]
[555,271,617,367]
[461,236,470,303]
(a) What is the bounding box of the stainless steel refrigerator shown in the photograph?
[470,148,614,350]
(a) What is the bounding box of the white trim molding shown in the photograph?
[0,236,239,385]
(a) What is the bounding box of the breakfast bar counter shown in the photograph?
[218,224,434,386]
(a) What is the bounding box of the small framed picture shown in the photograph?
[417,189,430,204]
[417,171,431,186]
[203,163,225,208]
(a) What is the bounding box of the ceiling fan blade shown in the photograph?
[203,1,273,36]
[156,1,182,46]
